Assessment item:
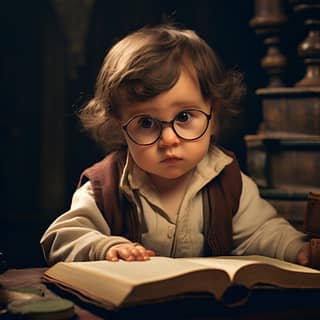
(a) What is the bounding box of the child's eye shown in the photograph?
[175,111,192,123]
[138,117,156,128]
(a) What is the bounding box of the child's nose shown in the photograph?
[158,126,181,147]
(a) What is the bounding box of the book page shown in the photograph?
[44,257,231,308]
[180,255,320,281]
[67,257,220,285]
[232,255,320,273]
[180,257,260,280]
[45,255,320,309]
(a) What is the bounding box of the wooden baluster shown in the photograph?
[291,0,320,86]
[250,0,288,87]
[304,192,320,268]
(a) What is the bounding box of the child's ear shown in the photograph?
[209,101,220,139]
[210,119,218,139]
[210,119,219,145]
[209,124,217,145]
[210,109,215,133]
[107,118,127,147]
[209,104,216,134]
[116,120,126,140]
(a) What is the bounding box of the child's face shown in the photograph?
[118,68,214,183]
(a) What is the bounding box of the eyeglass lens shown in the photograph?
[123,109,211,146]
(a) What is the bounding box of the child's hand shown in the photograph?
[106,243,155,262]
[296,243,310,266]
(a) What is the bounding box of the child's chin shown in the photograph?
[157,170,190,180]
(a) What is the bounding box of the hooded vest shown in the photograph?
[78,148,242,256]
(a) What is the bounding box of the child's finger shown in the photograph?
[134,248,149,260]
[145,249,155,257]
[133,245,155,260]
[118,247,135,261]
[106,247,120,261]
[121,246,151,261]
[297,243,310,266]
[106,243,155,262]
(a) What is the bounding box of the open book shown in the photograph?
[43,255,320,310]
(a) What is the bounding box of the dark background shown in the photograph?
[0,0,304,268]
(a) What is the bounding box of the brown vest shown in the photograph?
[78,148,242,256]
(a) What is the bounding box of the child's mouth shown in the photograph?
[161,157,182,164]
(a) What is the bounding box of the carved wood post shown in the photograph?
[250,0,288,87]
[291,0,320,86]
[247,0,320,233]
[304,192,320,268]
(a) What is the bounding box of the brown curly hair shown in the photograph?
[79,24,246,152]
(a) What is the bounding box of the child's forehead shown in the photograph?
[118,69,209,120]
[109,57,212,122]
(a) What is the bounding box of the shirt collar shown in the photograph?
[119,145,233,201]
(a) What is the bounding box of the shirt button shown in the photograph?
[167,226,175,239]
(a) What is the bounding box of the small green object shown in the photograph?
[8,297,74,320]
[10,287,44,297]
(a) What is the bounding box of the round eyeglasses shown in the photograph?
[122,108,212,146]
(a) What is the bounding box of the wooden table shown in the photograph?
[1,267,320,319]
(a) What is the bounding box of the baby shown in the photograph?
[41,24,309,266]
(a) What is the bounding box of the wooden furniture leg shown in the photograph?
[304,192,320,268]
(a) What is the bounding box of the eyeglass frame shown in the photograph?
[121,108,213,146]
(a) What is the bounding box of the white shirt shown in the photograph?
[40,146,306,265]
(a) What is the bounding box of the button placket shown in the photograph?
[167,225,175,239]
